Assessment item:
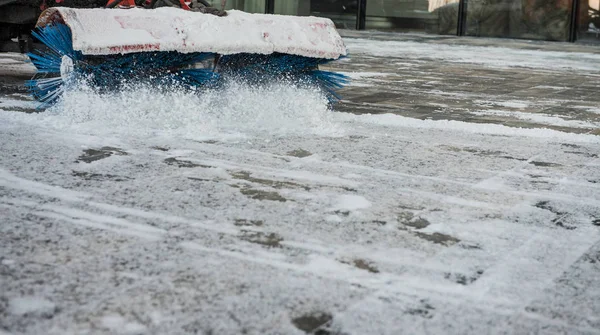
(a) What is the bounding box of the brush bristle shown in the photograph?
[218,53,349,101]
[27,23,348,107]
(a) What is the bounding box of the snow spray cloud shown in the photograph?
[42,79,343,139]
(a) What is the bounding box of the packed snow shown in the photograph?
[41,7,347,59]
[1,36,600,335]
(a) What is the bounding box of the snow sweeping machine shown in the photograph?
[25,0,349,107]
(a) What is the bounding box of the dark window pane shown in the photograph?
[365,0,459,35]
[270,1,357,29]
[577,0,600,42]
[465,0,572,41]
[273,1,311,16]
[311,0,357,14]
[205,0,264,13]
[309,0,358,29]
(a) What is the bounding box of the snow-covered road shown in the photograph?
[1,37,600,335]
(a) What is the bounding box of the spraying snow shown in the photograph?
[35,80,343,140]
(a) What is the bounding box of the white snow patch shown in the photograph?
[471,109,600,129]
[338,112,600,143]
[325,214,343,223]
[8,296,56,316]
[534,85,568,90]
[333,194,372,211]
[418,222,454,236]
[573,105,600,115]
[338,72,391,80]
[337,72,391,87]
[474,100,530,109]
[100,314,147,334]
[428,102,450,108]
[1,259,15,265]
[304,255,371,280]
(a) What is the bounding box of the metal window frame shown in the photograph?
[457,0,468,36]
[568,0,580,42]
[265,0,274,14]
[357,0,367,30]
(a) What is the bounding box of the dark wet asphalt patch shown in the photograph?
[76,147,128,163]
[72,171,130,182]
[563,151,598,158]
[397,212,431,229]
[231,171,311,191]
[535,201,577,230]
[529,161,562,167]
[1,106,38,114]
[187,177,213,182]
[286,149,313,158]
[444,269,484,285]
[164,157,214,168]
[442,146,528,161]
[414,232,460,246]
[458,242,483,250]
[240,231,283,248]
[239,188,287,202]
[405,300,435,319]
[292,313,333,334]
[346,259,379,273]
[234,219,264,227]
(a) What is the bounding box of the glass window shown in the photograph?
[270,1,356,29]
[577,0,600,42]
[204,0,265,13]
[464,0,572,41]
[272,0,311,16]
[365,0,459,35]
[306,0,358,29]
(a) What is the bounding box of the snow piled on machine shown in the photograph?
[39,7,347,59]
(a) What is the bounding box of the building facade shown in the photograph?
[206,0,600,43]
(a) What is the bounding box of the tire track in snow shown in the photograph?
[1,197,165,241]
[33,210,164,241]
[0,171,395,269]
[170,142,600,209]
[0,168,92,202]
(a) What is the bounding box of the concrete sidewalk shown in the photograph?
[0,32,599,335]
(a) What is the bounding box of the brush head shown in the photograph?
[27,8,350,108]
